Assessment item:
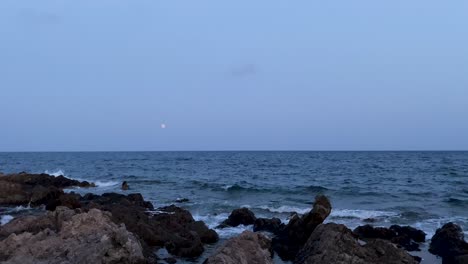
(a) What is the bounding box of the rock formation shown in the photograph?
[272,194,332,260]
[0,207,145,264]
[204,231,273,264]
[295,223,419,264]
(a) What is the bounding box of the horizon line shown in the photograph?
[1,150,467,153]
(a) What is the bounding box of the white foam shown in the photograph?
[94,181,119,188]
[12,205,32,212]
[258,205,310,215]
[214,225,252,239]
[45,169,66,177]
[1,215,13,225]
[330,209,399,219]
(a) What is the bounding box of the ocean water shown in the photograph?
[1,151,467,261]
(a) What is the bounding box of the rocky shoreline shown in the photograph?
[1,172,467,264]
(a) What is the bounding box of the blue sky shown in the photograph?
[0,0,467,151]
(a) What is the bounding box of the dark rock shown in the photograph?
[354,225,396,240]
[219,208,256,227]
[164,257,177,264]
[295,223,419,264]
[390,225,426,243]
[122,181,129,190]
[272,195,332,261]
[0,172,94,207]
[429,222,468,263]
[83,195,217,258]
[353,224,426,252]
[253,217,283,234]
[204,231,273,264]
[363,218,377,223]
[175,198,190,203]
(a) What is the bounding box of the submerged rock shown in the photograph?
[0,207,145,264]
[295,223,419,264]
[429,222,468,263]
[204,231,273,264]
[354,224,425,251]
[218,207,257,228]
[272,194,332,261]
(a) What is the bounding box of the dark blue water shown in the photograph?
[1,151,467,240]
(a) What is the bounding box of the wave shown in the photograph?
[94,181,119,188]
[193,212,253,238]
[44,169,118,188]
[44,169,66,177]
[445,198,468,206]
[257,205,311,215]
[329,209,399,220]
[0,215,13,225]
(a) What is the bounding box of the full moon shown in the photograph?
[161,123,166,129]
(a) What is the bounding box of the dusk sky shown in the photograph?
[1,0,467,151]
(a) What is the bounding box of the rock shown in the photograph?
[295,223,419,264]
[429,222,468,263]
[253,217,283,234]
[354,225,396,240]
[46,192,82,211]
[354,224,426,251]
[0,172,94,207]
[204,231,273,264]
[272,195,332,261]
[0,207,145,264]
[83,195,217,258]
[363,218,377,223]
[175,198,190,203]
[390,225,426,243]
[122,181,129,190]
[1,172,95,188]
[219,208,256,228]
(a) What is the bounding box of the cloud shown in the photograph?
[229,64,257,77]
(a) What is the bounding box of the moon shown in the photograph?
[161,123,166,129]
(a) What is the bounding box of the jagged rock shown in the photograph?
[218,208,256,228]
[83,195,217,258]
[295,223,419,264]
[204,231,273,264]
[429,222,468,263]
[0,207,145,264]
[253,217,283,234]
[354,224,426,251]
[0,172,93,207]
[272,195,332,261]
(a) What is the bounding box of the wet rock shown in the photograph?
[354,224,426,251]
[1,172,95,188]
[390,225,426,243]
[429,222,468,263]
[219,207,256,228]
[0,207,145,264]
[354,225,396,240]
[295,223,419,264]
[122,181,129,190]
[0,172,94,207]
[253,217,283,234]
[204,230,273,264]
[272,195,332,261]
[175,198,190,203]
[83,195,217,258]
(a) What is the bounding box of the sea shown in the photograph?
[1,151,467,263]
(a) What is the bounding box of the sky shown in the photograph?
[0,0,467,151]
